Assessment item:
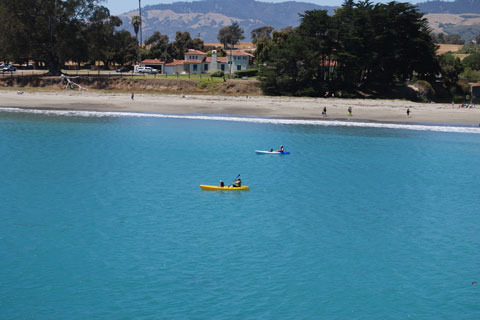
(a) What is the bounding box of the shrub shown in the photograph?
[462,52,480,70]
[210,71,224,77]
[339,92,358,99]
[453,95,467,103]
[235,68,258,78]
[461,68,480,82]
[456,79,471,96]
[413,80,435,102]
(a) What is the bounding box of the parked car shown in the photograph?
[3,64,16,72]
[137,66,159,74]
[116,66,132,73]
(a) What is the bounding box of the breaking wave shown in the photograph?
[1,107,480,134]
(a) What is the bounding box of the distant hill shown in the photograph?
[417,0,480,14]
[426,13,480,41]
[116,0,480,44]
[117,0,335,42]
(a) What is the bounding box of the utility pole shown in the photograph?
[139,0,142,62]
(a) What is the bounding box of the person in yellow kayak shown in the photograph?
[231,178,242,188]
[219,180,225,187]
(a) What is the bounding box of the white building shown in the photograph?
[142,49,254,75]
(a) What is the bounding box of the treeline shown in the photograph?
[142,31,204,61]
[446,42,480,85]
[432,33,464,45]
[0,0,136,74]
[0,0,205,75]
[255,0,442,97]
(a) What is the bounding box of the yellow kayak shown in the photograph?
[200,185,250,191]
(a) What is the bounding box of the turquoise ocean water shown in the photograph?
[1,108,479,319]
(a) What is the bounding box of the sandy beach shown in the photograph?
[1,89,479,125]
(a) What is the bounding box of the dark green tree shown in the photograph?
[112,30,138,66]
[462,52,480,70]
[254,37,274,65]
[251,26,274,45]
[217,23,245,49]
[259,32,308,95]
[168,31,204,60]
[144,32,170,61]
[259,1,439,97]
[87,7,122,69]
[367,2,438,87]
[333,0,375,89]
[438,53,469,99]
[217,26,230,49]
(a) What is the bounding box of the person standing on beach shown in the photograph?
[348,106,352,116]
[131,93,134,100]
[407,108,410,117]
[322,106,327,116]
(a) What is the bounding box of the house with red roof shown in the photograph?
[142,49,254,75]
[141,59,165,74]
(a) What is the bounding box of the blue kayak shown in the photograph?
[255,150,290,155]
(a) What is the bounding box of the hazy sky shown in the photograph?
[105,0,414,15]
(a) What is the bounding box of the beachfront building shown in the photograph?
[141,59,165,74]
[164,60,185,75]
[141,49,254,75]
[225,50,254,73]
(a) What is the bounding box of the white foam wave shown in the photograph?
[1,107,480,134]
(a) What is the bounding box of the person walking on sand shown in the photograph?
[348,106,352,116]
[407,108,410,117]
[131,93,134,100]
[322,106,327,116]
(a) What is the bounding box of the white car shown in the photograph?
[137,66,159,74]
[3,64,16,72]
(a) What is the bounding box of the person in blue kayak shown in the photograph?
[276,145,284,152]
[269,148,274,152]
[231,178,242,187]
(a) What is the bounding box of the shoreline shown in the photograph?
[1,89,479,126]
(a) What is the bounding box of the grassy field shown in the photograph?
[62,70,247,82]
[437,44,463,54]
[1,69,250,81]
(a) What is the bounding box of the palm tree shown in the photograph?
[139,0,143,51]
[131,16,141,63]
[226,23,245,75]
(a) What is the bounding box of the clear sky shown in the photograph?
[105,0,415,15]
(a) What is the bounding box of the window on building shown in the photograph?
[204,64,208,71]
[193,64,197,71]
[237,65,241,71]
[221,64,225,71]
